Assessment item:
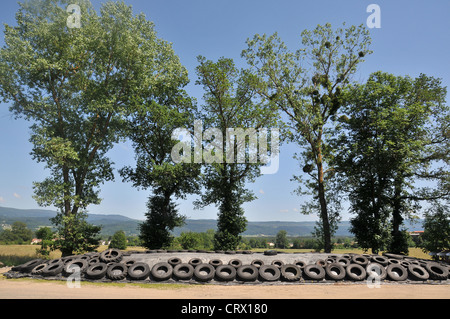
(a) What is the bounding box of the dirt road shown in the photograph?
[1,274,449,299]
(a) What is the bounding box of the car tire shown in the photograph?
[237,265,258,281]
[100,249,123,264]
[215,265,236,281]
[173,263,195,281]
[280,264,302,281]
[425,263,449,280]
[85,263,108,280]
[386,264,408,281]
[304,264,325,281]
[194,263,215,282]
[259,265,281,282]
[408,264,429,281]
[325,262,346,281]
[346,264,366,281]
[151,262,173,281]
[128,262,150,280]
[106,262,128,281]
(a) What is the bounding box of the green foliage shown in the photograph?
[50,210,101,256]
[138,194,185,249]
[0,0,190,256]
[242,23,372,252]
[334,71,449,254]
[275,230,289,249]
[109,230,127,250]
[0,222,34,244]
[194,56,280,251]
[422,201,450,254]
[178,229,215,250]
[35,227,54,241]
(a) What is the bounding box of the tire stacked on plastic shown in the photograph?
[7,249,450,284]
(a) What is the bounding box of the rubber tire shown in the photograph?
[346,264,367,281]
[100,249,123,264]
[173,263,195,280]
[335,257,350,268]
[215,265,236,281]
[128,262,151,280]
[366,263,387,281]
[271,260,284,268]
[383,252,404,260]
[228,259,243,268]
[281,264,302,281]
[371,255,389,266]
[304,264,326,281]
[236,265,259,281]
[85,263,108,280]
[18,259,44,273]
[294,261,307,269]
[408,264,429,281]
[386,264,408,281]
[325,262,346,281]
[315,259,326,267]
[425,263,449,280]
[194,263,215,282]
[259,265,281,282]
[42,262,65,277]
[31,263,48,276]
[209,259,223,267]
[188,258,203,267]
[151,262,173,281]
[251,259,264,268]
[107,262,128,281]
[352,255,369,266]
[167,257,182,267]
[264,250,277,256]
[63,259,88,276]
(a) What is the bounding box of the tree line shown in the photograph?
[0,1,448,257]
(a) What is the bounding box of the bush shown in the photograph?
[109,230,127,250]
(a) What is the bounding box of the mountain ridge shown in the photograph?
[0,206,424,237]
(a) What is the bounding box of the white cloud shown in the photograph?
[13,193,21,199]
[0,196,5,203]
[293,208,299,212]
[279,209,289,213]
[259,189,265,194]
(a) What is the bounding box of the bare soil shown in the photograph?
[1,267,449,299]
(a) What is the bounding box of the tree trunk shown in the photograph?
[316,145,332,253]
[390,178,406,254]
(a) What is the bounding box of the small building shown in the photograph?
[409,231,424,237]
[30,238,42,245]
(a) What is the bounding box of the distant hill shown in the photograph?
[0,206,141,236]
[0,206,424,238]
[173,220,353,237]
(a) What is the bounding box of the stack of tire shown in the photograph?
[300,253,450,282]
[8,249,450,283]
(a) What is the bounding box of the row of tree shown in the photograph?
[0,1,448,256]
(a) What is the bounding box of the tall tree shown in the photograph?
[194,56,280,250]
[0,0,187,255]
[242,23,372,252]
[334,71,449,254]
[119,91,201,249]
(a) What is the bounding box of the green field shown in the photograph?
[0,244,431,266]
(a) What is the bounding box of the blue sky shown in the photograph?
[0,0,449,222]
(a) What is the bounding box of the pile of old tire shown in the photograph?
[300,253,450,282]
[8,249,450,283]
